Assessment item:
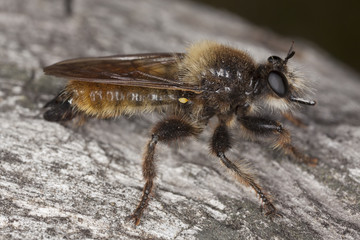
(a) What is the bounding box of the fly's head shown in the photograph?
[254,43,316,113]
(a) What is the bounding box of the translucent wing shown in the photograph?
[44,53,202,93]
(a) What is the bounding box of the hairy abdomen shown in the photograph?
[66,81,178,118]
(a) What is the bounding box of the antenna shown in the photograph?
[284,41,295,64]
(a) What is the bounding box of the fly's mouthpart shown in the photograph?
[289,96,316,106]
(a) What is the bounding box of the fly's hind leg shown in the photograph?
[210,123,279,217]
[127,116,202,226]
[238,116,318,166]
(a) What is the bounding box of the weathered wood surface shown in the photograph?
[0,0,359,239]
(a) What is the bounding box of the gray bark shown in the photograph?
[0,0,359,239]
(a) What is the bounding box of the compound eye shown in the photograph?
[268,71,288,97]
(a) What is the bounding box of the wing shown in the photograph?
[44,53,203,93]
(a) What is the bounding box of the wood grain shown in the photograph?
[0,0,359,239]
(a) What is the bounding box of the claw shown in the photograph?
[307,157,318,167]
[289,145,318,166]
[263,203,283,219]
[126,213,141,226]
[302,155,318,167]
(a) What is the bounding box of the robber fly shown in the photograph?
[43,41,317,225]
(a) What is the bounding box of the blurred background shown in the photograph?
[193,0,360,74]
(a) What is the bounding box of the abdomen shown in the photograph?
[66,80,178,118]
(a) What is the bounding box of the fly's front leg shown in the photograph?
[282,112,306,128]
[210,123,279,217]
[238,116,318,166]
[127,116,202,226]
